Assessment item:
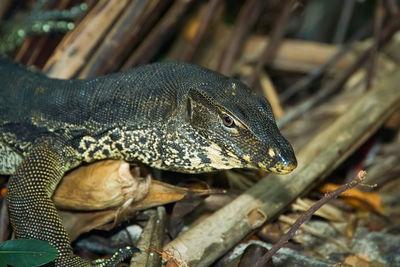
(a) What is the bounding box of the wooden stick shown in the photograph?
[277,15,400,128]
[130,207,167,267]
[180,0,223,62]
[254,171,366,266]
[0,0,12,20]
[217,0,265,75]
[248,0,296,87]
[163,68,400,266]
[43,0,129,78]
[121,0,194,69]
[366,0,384,90]
[239,36,357,74]
[78,0,168,78]
[280,23,371,103]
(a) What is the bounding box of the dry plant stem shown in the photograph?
[44,0,129,78]
[333,0,356,44]
[14,37,36,62]
[121,0,194,69]
[131,209,157,266]
[385,0,399,16]
[280,23,371,103]
[277,49,369,129]
[79,0,168,77]
[217,0,265,75]
[278,214,351,252]
[367,0,384,90]
[147,207,167,267]
[259,71,284,119]
[24,37,49,66]
[130,207,166,267]
[248,0,297,87]
[15,0,74,65]
[254,171,366,267]
[163,67,400,266]
[278,15,400,129]
[180,0,222,62]
[0,0,12,20]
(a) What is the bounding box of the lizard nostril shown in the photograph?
[262,149,297,174]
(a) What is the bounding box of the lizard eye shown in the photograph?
[222,115,235,127]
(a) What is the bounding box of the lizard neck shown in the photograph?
[74,126,165,166]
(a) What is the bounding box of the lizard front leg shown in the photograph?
[6,138,136,266]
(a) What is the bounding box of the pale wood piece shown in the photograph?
[43,0,129,78]
[238,36,357,73]
[130,207,166,267]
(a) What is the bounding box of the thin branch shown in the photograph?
[278,48,369,128]
[254,171,367,267]
[280,23,371,103]
[180,0,223,62]
[130,207,167,266]
[384,0,398,16]
[217,0,265,75]
[248,0,297,88]
[121,0,194,69]
[278,16,400,128]
[366,0,384,90]
[79,0,169,77]
[333,0,356,44]
[0,0,13,20]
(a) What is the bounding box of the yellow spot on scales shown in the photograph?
[242,154,251,163]
[205,142,241,169]
[258,162,267,169]
[268,148,275,157]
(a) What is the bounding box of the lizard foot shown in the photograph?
[91,246,141,267]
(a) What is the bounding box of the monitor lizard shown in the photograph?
[1,57,297,266]
[0,5,297,267]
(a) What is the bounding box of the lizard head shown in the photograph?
[157,64,297,174]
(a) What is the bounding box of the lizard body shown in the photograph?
[1,57,296,265]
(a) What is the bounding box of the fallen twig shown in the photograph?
[333,0,356,44]
[280,22,371,103]
[248,0,297,87]
[277,15,400,129]
[78,0,168,77]
[43,0,129,78]
[254,171,366,267]
[121,0,194,69]
[366,0,384,90]
[180,0,222,62]
[217,0,265,75]
[130,207,167,267]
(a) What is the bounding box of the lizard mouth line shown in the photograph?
[256,161,297,174]
[268,165,297,174]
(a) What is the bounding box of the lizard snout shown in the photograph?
[256,147,297,174]
[267,149,297,174]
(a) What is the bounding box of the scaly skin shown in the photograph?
[1,57,297,266]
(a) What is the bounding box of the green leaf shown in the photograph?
[0,255,7,267]
[0,239,58,267]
